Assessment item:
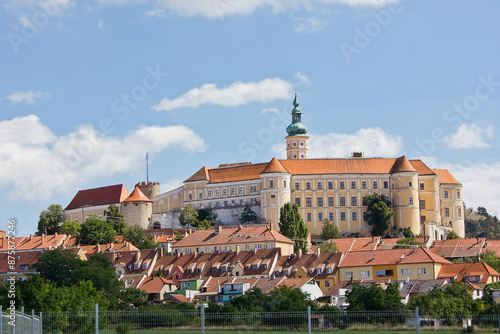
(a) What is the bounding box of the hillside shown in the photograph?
[465,207,500,239]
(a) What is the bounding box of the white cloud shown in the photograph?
[3,0,74,18]
[3,90,51,104]
[444,123,494,149]
[0,115,206,202]
[152,77,293,112]
[294,72,312,86]
[98,19,104,28]
[261,108,280,114]
[294,17,329,33]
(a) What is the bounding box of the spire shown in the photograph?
[286,93,308,136]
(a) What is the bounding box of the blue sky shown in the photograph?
[1,0,499,236]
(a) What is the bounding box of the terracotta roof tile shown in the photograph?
[207,163,269,183]
[139,276,176,294]
[409,160,436,175]
[185,166,212,182]
[0,251,41,273]
[261,157,289,174]
[438,262,500,283]
[123,187,151,203]
[331,237,380,253]
[280,158,398,175]
[430,238,484,259]
[432,169,461,185]
[390,156,417,173]
[65,184,130,210]
[339,248,450,268]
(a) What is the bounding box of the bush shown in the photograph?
[116,322,130,334]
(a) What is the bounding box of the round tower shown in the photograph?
[135,181,160,199]
[285,94,309,160]
[122,186,153,229]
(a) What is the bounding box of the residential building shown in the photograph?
[429,238,486,261]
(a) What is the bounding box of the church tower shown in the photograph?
[285,93,309,160]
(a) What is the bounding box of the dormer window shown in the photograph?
[326,268,332,274]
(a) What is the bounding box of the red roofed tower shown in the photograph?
[122,186,153,229]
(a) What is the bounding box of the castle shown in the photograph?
[64,94,464,240]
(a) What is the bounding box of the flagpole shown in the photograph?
[146,152,149,183]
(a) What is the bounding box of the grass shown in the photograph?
[95,329,486,334]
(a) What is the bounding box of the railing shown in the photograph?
[4,305,500,333]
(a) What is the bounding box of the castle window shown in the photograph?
[362,181,367,189]
[300,155,304,158]
[456,191,460,199]
[223,189,228,196]
[363,212,367,221]
[300,142,304,146]
[306,198,312,207]
[306,182,311,190]
[239,186,244,194]
[383,181,388,189]
[271,194,276,199]
[373,181,378,189]
[328,181,333,189]
[351,181,356,189]
[250,185,257,193]
[340,197,345,206]
[216,189,220,197]
[199,192,203,200]
[317,182,322,189]
[352,212,357,221]
[208,190,213,198]
[269,180,274,188]
[317,197,323,207]
[306,213,312,222]
[458,207,462,218]
[409,180,412,187]
[420,200,426,209]
[339,181,345,189]
[329,212,334,221]
[318,212,323,221]
[409,196,413,205]
[295,182,300,190]
[283,180,287,188]
[293,142,297,146]
[351,196,357,206]
[445,208,450,217]
[444,191,448,198]
[188,193,192,200]
[340,212,346,221]
[420,183,425,190]
[328,197,334,207]
[295,198,301,206]
[231,187,236,195]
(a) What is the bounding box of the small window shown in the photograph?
[409,196,413,205]
[199,192,203,200]
[318,212,323,221]
[408,180,412,187]
[306,213,312,222]
[225,246,231,251]
[340,212,346,221]
[223,189,228,196]
[339,181,345,189]
[295,182,300,190]
[444,191,448,198]
[306,182,311,190]
[269,180,274,188]
[215,246,221,251]
[271,194,276,199]
[458,207,462,218]
[345,271,353,279]
[295,198,301,206]
[362,181,367,189]
[352,212,357,221]
[185,248,192,254]
[306,198,312,207]
[360,271,369,278]
[340,197,345,206]
[317,182,322,189]
[418,268,426,275]
[239,186,244,194]
[328,197,334,207]
[325,281,330,287]
[363,212,367,221]
[266,243,272,249]
[317,197,323,207]
[188,193,193,200]
[284,180,287,188]
[420,200,426,209]
[401,269,411,276]
[445,208,450,217]
[255,244,262,249]
[457,191,460,199]
[420,183,425,190]
[383,181,388,189]
[329,212,334,221]
[351,196,357,206]
[208,190,213,197]
[328,182,333,189]
[351,181,356,189]
[373,181,378,189]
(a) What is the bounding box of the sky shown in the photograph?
[0,0,499,237]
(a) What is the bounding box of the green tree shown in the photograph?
[400,227,415,238]
[77,215,117,245]
[230,288,268,312]
[197,209,218,224]
[123,225,157,250]
[36,204,64,235]
[197,219,212,230]
[239,205,258,224]
[279,203,309,255]
[393,237,426,249]
[346,282,405,311]
[173,229,184,241]
[60,220,81,236]
[363,194,394,236]
[447,230,459,240]
[118,288,149,308]
[178,204,199,227]
[321,218,340,240]
[480,250,500,273]
[477,207,489,217]
[32,249,83,286]
[317,241,338,253]
[104,204,126,235]
[267,285,316,311]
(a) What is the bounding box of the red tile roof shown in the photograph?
[280,158,399,175]
[332,237,380,253]
[390,156,417,173]
[207,163,269,183]
[438,262,500,283]
[185,166,212,182]
[261,157,289,174]
[410,160,436,175]
[123,187,151,203]
[430,238,485,259]
[432,169,461,185]
[0,251,41,273]
[339,248,450,268]
[0,234,69,252]
[139,276,176,294]
[65,184,130,210]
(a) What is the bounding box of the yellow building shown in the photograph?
[150,95,465,240]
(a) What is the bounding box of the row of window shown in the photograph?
[345,267,427,279]
[305,211,368,222]
[188,185,259,201]
[297,195,364,208]
[295,180,389,191]
[180,243,274,254]
[443,190,461,199]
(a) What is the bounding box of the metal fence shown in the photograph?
[0,306,42,334]
[4,305,500,333]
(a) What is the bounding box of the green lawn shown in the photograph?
[95,330,479,334]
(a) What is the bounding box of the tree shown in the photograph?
[32,249,83,286]
[197,219,212,230]
[173,229,184,241]
[480,250,500,273]
[393,237,426,249]
[447,230,459,240]
[317,241,338,253]
[118,288,148,308]
[178,204,199,227]
[36,204,63,235]
[279,203,309,255]
[346,282,405,311]
[477,207,489,217]
[104,204,126,235]
[267,285,316,312]
[363,194,394,236]
[123,225,157,250]
[197,209,218,225]
[239,205,258,224]
[77,215,117,245]
[60,220,81,236]
[321,219,340,240]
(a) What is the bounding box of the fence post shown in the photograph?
[95,303,99,334]
[308,306,311,334]
[416,307,419,334]
[40,312,42,334]
[201,303,205,334]
[498,313,500,334]
[31,309,34,334]
[21,306,24,334]
[1,304,2,334]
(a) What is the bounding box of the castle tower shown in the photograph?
[135,181,161,199]
[122,186,153,229]
[285,93,309,160]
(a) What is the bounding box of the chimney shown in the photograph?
[41,234,45,245]
[269,223,273,231]
[298,248,302,259]
[30,235,33,240]
[217,226,222,234]
[159,247,164,259]
[238,225,243,230]
[135,250,141,262]
[96,244,100,253]
[236,245,240,255]
[316,248,321,258]
[189,229,192,235]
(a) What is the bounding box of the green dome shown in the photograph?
[286,93,308,136]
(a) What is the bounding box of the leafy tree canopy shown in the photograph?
[317,241,338,253]
[178,204,199,227]
[321,218,340,240]
[239,205,258,224]
[447,230,459,240]
[363,194,394,236]
[60,220,81,237]
[197,219,212,230]
[346,282,405,311]
[104,204,126,235]
[123,224,157,249]
[279,203,309,255]
[77,215,117,245]
[36,204,63,236]
[393,237,426,249]
[197,209,218,224]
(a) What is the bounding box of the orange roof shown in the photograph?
[432,169,461,185]
[482,240,500,257]
[390,156,417,173]
[139,276,176,294]
[0,251,41,273]
[185,166,212,182]
[71,242,139,255]
[280,158,399,175]
[261,157,289,174]
[123,186,151,203]
[339,248,450,268]
[410,160,436,175]
[207,163,269,183]
[430,238,484,259]
[438,262,500,283]
[332,237,380,253]
[169,294,192,303]
[0,234,69,252]
[65,184,130,210]
[172,225,293,248]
